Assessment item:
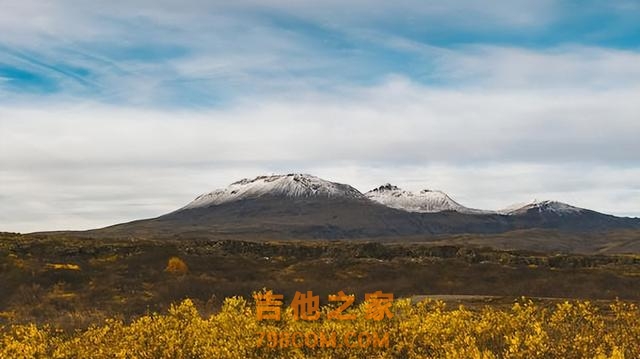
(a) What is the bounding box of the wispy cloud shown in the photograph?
[1,0,639,105]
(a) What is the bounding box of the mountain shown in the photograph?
[180,174,364,210]
[62,173,640,248]
[85,174,515,239]
[494,199,639,232]
[365,184,491,214]
[500,200,584,216]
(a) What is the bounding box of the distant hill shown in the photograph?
[55,173,640,253]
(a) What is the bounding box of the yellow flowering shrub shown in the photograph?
[1,297,639,358]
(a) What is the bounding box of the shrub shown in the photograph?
[1,297,640,358]
[165,257,188,275]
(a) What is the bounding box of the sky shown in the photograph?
[1,0,639,232]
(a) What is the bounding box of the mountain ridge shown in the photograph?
[37,173,640,254]
[365,183,492,215]
[177,173,629,219]
[71,173,639,240]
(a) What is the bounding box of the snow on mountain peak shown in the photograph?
[365,184,490,214]
[181,173,363,209]
[371,183,401,192]
[500,199,584,215]
[178,173,589,217]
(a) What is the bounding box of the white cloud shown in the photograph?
[2,78,639,167]
[436,46,640,89]
[1,70,639,232]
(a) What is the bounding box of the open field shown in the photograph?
[2,232,640,331]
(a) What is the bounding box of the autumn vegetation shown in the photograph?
[2,296,640,358]
[2,232,640,357]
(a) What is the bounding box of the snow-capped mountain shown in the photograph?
[365,184,491,214]
[79,173,640,247]
[500,200,585,216]
[181,173,364,210]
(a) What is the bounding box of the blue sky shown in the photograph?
[1,0,639,231]
[1,0,639,106]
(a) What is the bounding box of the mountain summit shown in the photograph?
[365,184,490,214]
[182,173,364,210]
[500,200,585,216]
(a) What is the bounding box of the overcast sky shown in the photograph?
[1,0,639,232]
